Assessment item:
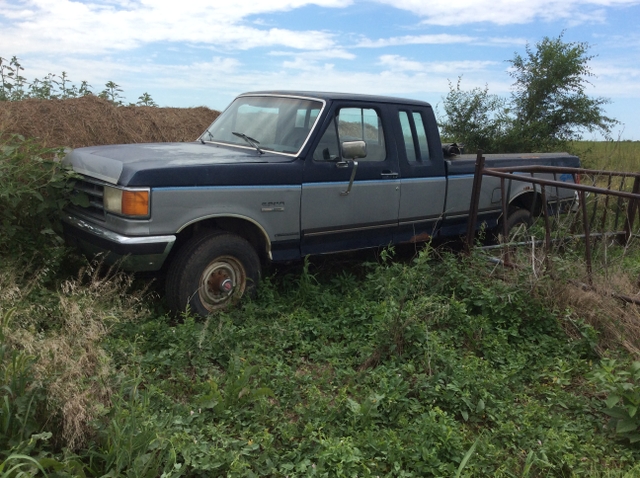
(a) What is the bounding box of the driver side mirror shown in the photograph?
[341,140,367,160]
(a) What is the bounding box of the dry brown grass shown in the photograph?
[0,95,219,149]
[500,243,640,358]
[1,261,152,449]
[556,280,640,358]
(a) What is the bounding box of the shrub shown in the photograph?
[0,134,78,264]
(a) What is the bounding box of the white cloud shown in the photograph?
[378,54,499,74]
[357,34,477,48]
[0,0,345,54]
[265,47,356,70]
[270,49,355,60]
[37,53,491,106]
[281,57,339,71]
[591,60,640,97]
[378,55,426,71]
[357,34,528,49]
[373,0,640,26]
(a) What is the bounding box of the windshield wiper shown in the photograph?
[232,131,264,154]
[200,130,214,144]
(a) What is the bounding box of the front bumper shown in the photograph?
[62,213,176,272]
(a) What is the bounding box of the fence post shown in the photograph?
[580,190,593,284]
[465,150,485,254]
[623,176,640,245]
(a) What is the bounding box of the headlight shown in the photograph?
[104,186,150,217]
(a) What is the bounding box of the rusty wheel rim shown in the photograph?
[198,255,247,311]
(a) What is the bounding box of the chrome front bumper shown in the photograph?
[62,213,176,271]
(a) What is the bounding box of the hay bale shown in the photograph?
[0,96,220,148]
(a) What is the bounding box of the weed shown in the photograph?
[590,359,640,444]
[1,54,155,105]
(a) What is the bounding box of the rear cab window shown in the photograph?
[396,105,445,178]
[398,110,430,162]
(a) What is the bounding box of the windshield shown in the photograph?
[200,95,323,155]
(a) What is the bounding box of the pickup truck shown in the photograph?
[62,91,580,315]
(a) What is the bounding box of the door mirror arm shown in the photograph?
[340,160,359,196]
[335,140,366,196]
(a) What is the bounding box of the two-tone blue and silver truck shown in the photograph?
[62,91,579,315]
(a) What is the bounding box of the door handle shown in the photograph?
[381,171,399,179]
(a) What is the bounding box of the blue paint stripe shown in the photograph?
[153,184,302,192]
[400,176,447,183]
[303,179,401,187]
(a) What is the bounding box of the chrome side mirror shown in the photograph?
[341,140,367,160]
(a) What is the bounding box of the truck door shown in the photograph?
[301,104,401,255]
[393,106,447,243]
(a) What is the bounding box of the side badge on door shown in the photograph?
[261,201,285,212]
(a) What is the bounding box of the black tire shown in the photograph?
[165,231,261,316]
[498,208,533,242]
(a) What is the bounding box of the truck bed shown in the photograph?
[445,152,580,176]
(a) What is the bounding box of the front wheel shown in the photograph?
[165,231,261,316]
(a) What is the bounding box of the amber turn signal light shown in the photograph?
[121,190,149,216]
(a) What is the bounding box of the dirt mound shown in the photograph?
[0,95,220,149]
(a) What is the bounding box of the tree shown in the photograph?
[440,78,508,153]
[441,34,617,153]
[509,33,616,150]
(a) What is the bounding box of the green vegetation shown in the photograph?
[2,230,640,475]
[441,34,617,153]
[1,133,640,475]
[0,134,80,262]
[0,55,156,106]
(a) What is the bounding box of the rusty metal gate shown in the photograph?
[465,151,640,303]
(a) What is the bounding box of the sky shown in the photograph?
[2,0,640,141]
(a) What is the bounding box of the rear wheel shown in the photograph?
[165,231,261,316]
[497,208,533,243]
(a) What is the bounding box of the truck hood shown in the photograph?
[64,142,295,186]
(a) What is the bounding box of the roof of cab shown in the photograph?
[238,90,433,108]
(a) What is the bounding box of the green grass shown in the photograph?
[4,247,640,476]
[570,140,640,172]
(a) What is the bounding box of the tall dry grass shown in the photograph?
[0,259,152,449]
[496,229,640,358]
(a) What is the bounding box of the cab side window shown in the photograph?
[398,110,430,162]
[399,111,417,162]
[313,107,386,162]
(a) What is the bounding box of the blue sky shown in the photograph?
[2,0,640,141]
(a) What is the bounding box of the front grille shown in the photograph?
[71,177,106,220]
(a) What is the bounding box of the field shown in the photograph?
[571,140,640,172]
[1,100,640,476]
